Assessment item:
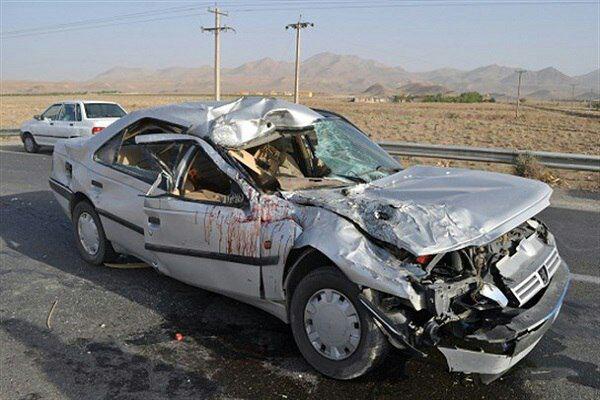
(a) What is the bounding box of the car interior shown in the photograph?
[96,118,240,204]
[229,133,344,192]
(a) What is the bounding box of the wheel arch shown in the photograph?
[70,192,94,216]
[283,246,349,316]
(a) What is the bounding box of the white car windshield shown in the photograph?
[232,117,402,191]
[308,118,402,183]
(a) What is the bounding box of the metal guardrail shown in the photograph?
[378,141,600,172]
[0,129,20,137]
[1,127,598,172]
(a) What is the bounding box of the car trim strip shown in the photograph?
[33,133,79,139]
[145,243,279,266]
[97,209,145,235]
[48,178,73,201]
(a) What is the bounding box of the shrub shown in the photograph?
[513,154,558,184]
[422,92,486,103]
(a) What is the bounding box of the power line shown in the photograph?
[0,12,205,39]
[1,0,595,39]
[230,0,597,13]
[1,4,206,36]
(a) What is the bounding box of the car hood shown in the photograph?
[283,166,552,256]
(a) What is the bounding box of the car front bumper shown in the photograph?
[437,259,570,382]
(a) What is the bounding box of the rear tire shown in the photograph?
[290,266,390,380]
[72,201,117,265]
[23,133,39,153]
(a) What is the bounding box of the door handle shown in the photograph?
[50,122,54,126]
[69,123,74,126]
[91,180,103,189]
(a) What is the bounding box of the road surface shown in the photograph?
[1,142,598,399]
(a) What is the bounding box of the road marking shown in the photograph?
[0,149,47,157]
[570,273,600,284]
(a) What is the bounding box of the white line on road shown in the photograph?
[570,273,600,284]
[0,149,46,156]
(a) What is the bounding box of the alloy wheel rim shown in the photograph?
[77,212,100,256]
[303,288,361,361]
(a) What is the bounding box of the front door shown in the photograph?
[35,103,62,146]
[142,140,264,299]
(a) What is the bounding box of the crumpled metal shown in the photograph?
[189,97,322,147]
[284,165,552,256]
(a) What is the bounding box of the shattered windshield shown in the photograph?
[231,117,401,192]
[308,118,401,183]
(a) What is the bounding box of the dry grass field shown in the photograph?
[2,94,598,190]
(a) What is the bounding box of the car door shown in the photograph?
[34,103,62,145]
[141,136,265,299]
[88,119,191,261]
[54,103,79,139]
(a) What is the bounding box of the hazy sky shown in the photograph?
[1,0,598,81]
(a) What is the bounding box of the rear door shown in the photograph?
[88,118,190,260]
[141,138,264,299]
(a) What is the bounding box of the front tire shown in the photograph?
[22,133,39,153]
[290,266,390,380]
[72,201,117,265]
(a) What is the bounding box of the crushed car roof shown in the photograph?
[120,97,323,148]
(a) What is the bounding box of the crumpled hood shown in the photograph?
[284,166,552,256]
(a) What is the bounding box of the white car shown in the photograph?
[20,100,127,153]
[49,97,569,382]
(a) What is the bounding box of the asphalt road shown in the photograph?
[1,142,599,400]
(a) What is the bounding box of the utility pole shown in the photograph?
[570,83,577,108]
[515,70,526,118]
[286,16,314,103]
[202,7,235,101]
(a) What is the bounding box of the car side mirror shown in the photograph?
[33,114,41,120]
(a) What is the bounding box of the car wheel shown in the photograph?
[23,134,39,153]
[72,201,117,265]
[290,266,390,380]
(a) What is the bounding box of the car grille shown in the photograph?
[510,246,561,306]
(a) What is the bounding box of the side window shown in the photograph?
[58,104,77,121]
[41,104,62,121]
[180,146,242,205]
[75,104,82,121]
[93,118,189,186]
[94,133,122,164]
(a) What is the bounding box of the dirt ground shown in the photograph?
[1,94,598,190]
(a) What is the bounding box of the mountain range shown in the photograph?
[2,52,598,99]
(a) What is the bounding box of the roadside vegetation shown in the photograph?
[422,91,494,103]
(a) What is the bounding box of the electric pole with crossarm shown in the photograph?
[286,16,313,104]
[202,7,235,101]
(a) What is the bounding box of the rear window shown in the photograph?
[84,103,126,119]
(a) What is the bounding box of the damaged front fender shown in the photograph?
[292,205,428,310]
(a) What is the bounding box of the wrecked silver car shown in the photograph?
[49,97,569,382]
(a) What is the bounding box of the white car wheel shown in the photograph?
[23,134,38,153]
[77,212,100,256]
